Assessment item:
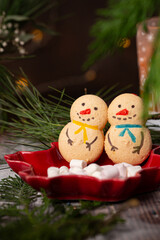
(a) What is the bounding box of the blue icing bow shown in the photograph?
[115,124,142,143]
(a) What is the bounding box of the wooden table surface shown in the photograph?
[0,135,160,240]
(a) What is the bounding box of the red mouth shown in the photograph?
[116,108,129,116]
[80,108,91,115]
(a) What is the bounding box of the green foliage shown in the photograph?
[0,65,72,148]
[96,83,132,103]
[0,0,58,58]
[0,63,159,146]
[0,175,37,204]
[0,65,131,148]
[0,176,123,240]
[85,0,160,68]
[85,0,160,120]
[0,0,51,17]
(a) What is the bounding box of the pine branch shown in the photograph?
[84,0,160,68]
[0,0,58,57]
[0,176,124,240]
[84,0,160,123]
[0,65,133,148]
[0,65,71,147]
[0,0,51,17]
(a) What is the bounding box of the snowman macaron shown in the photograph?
[58,94,108,163]
[104,93,152,165]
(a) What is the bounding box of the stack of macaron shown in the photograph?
[48,93,152,180]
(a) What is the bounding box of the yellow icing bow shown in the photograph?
[73,120,98,143]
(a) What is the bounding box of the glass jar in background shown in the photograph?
[136,17,160,114]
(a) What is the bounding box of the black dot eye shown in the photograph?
[118,104,121,108]
[94,107,98,110]
[131,105,135,108]
[81,103,85,106]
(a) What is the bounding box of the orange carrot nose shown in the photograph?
[80,108,91,115]
[116,108,129,115]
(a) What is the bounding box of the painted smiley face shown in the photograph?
[76,102,99,122]
[108,93,144,125]
[70,94,108,129]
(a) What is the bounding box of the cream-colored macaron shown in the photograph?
[104,93,152,165]
[58,94,108,163]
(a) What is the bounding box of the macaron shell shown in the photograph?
[105,126,152,165]
[108,93,144,126]
[70,94,108,130]
[58,122,105,163]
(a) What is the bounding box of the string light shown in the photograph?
[84,69,97,81]
[118,38,131,48]
[31,29,43,42]
[16,77,29,90]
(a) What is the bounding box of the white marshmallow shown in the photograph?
[70,159,87,169]
[59,166,69,174]
[47,162,142,180]
[84,163,102,175]
[92,171,103,179]
[114,163,127,178]
[101,165,119,179]
[69,167,86,175]
[122,162,133,167]
[47,167,59,178]
[127,166,142,177]
[101,165,113,170]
